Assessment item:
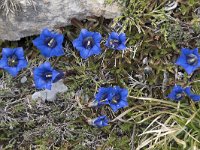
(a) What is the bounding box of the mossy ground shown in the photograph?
[0,0,200,149]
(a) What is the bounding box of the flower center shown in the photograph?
[100,94,108,103]
[100,99,107,102]
[8,55,18,67]
[111,94,121,104]
[175,92,182,100]
[43,72,52,81]
[109,39,119,49]
[83,37,94,49]
[44,37,57,48]
[187,54,198,65]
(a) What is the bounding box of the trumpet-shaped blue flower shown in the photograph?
[176,48,200,75]
[94,87,114,107]
[88,115,109,128]
[167,85,184,101]
[72,29,102,59]
[33,62,63,90]
[109,86,128,112]
[0,47,28,77]
[105,32,126,50]
[33,28,64,58]
[184,87,200,102]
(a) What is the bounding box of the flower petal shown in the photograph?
[4,67,19,77]
[93,32,102,44]
[121,88,128,97]
[167,85,184,101]
[51,46,64,57]
[185,66,195,75]
[193,48,199,56]
[17,59,28,69]
[42,28,52,37]
[79,49,90,59]
[34,78,46,89]
[55,34,64,45]
[2,48,14,57]
[80,29,93,38]
[110,103,118,112]
[45,81,52,90]
[37,45,51,58]
[175,55,187,66]
[119,33,126,42]
[73,38,83,50]
[117,44,126,51]
[110,32,119,40]
[181,48,191,55]
[93,115,109,128]
[0,58,8,68]
[184,87,200,102]
[105,39,110,47]
[14,47,25,59]
[33,37,44,47]
[52,70,61,82]
[119,100,128,108]
[41,62,52,69]
[90,45,101,55]
[53,71,64,83]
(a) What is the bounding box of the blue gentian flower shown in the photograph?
[72,29,102,59]
[33,28,64,58]
[94,87,114,107]
[184,87,200,102]
[105,32,126,50]
[109,86,128,112]
[88,115,109,128]
[176,48,200,75]
[167,85,184,101]
[0,47,28,77]
[33,62,63,90]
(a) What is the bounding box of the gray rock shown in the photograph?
[0,0,120,41]
[32,80,68,102]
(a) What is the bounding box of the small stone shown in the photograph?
[32,80,68,102]
[144,66,153,75]
[142,57,148,65]
[177,72,184,80]
[164,1,178,11]
[52,80,68,93]
[21,76,27,84]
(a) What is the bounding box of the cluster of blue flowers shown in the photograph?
[168,48,200,102]
[0,28,126,88]
[0,28,128,128]
[168,85,200,102]
[95,86,128,112]
[73,29,126,59]
[0,29,65,90]
[88,86,129,128]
